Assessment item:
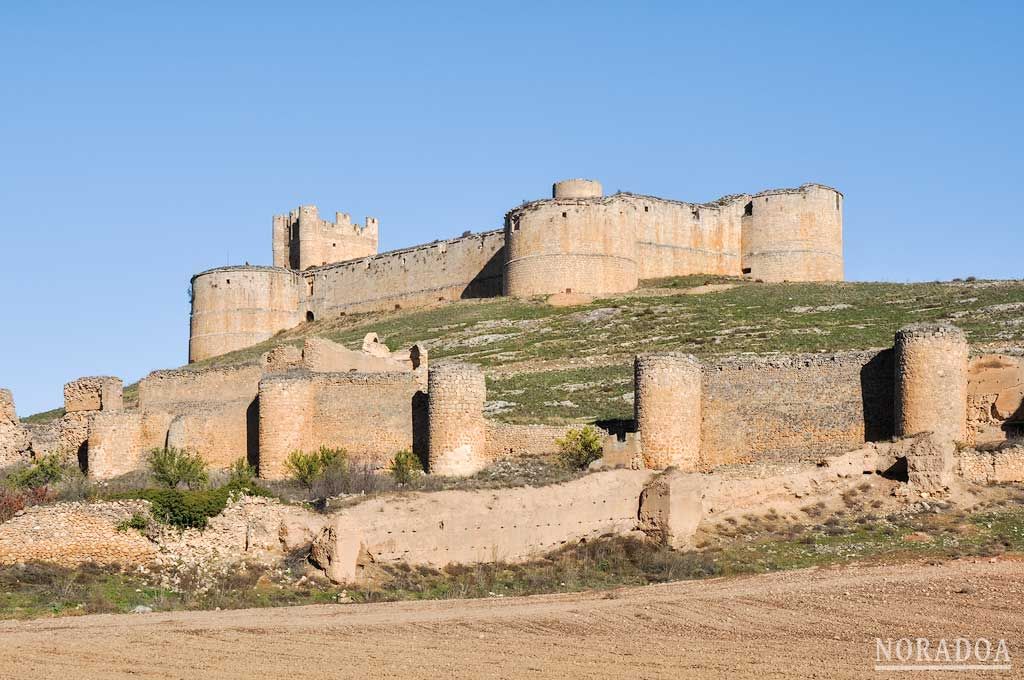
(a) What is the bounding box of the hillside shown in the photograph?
[26,277,1024,425]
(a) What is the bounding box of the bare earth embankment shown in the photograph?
[1,558,1021,679]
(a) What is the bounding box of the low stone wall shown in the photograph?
[959,446,1024,484]
[311,469,653,583]
[701,350,894,466]
[166,400,254,469]
[138,364,263,408]
[484,422,574,461]
[64,377,122,413]
[0,501,156,567]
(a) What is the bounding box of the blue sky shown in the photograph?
[1,1,1021,415]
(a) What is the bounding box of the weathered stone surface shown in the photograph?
[64,377,122,413]
[897,433,956,493]
[638,470,706,549]
[0,389,30,467]
[311,469,654,583]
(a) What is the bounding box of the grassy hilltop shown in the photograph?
[173,276,1024,426]
[24,277,1024,425]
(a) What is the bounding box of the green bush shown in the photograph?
[6,455,65,490]
[390,449,423,486]
[556,426,604,470]
[117,479,272,529]
[285,447,345,491]
[148,447,209,490]
[116,512,150,533]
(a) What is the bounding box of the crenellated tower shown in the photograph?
[272,205,379,270]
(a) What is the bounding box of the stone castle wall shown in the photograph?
[189,181,844,362]
[306,230,505,318]
[741,184,844,282]
[189,267,303,362]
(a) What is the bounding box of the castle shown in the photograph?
[189,179,845,361]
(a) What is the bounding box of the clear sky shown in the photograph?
[1,1,1021,415]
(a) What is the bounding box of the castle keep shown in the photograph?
[189,180,844,362]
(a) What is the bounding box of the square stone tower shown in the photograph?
[272,205,379,270]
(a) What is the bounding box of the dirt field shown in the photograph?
[1,558,1022,679]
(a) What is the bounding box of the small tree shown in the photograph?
[556,426,604,470]
[285,446,345,491]
[148,447,209,489]
[390,449,423,486]
[6,454,65,490]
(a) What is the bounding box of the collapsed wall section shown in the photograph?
[189,266,303,362]
[306,231,504,317]
[0,389,30,467]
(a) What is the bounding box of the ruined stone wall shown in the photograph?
[700,350,894,467]
[0,501,157,567]
[0,389,30,467]
[894,323,968,442]
[189,266,303,362]
[258,371,426,479]
[483,422,575,462]
[428,363,487,475]
[741,184,844,282]
[139,364,263,408]
[311,469,653,583]
[273,205,379,271]
[959,446,1024,484]
[967,354,1024,444]
[306,230,505,318]
[64,377,122,413]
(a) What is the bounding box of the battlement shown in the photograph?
[272,204,379,270]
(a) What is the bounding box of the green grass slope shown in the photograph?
[26,277,1024,425]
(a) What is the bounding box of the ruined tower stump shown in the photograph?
[894,323,969,443]
[428,362,487,476]
[634,353,702,470]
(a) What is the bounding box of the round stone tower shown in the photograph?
[552,178,603,199]
[634,353,702,470]
[894,323,969,442]
[189,266,303,363]
[427,362,487,476]
[741,183,843,282]
[504,179,638,298]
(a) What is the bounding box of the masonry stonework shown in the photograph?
[894,323,969,442]
[188,179,844,361]
[634,353,702,470]
[63,377,122,413]
[428,362,487,476]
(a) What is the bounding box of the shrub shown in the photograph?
[390,449,423,486]
[6,455,65,490]
[148,447,209,490]
[118,479,272,530]
[227,457,257,487]
[116,512,150,533]
[0,486,50,523]
[285,447,345,491]
[310,455,350,498]
[556,426,604,470]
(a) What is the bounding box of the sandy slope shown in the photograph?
[1,558,1022,679]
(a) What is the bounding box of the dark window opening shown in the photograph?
[644,206,649,212]
[836,195,840,210]
[743,201,753,216]
[307,279,314,296]
[306,311,315,322]
[565,288,572,294]
[562,211,567,218]
[742,267,752,275]
[226,278,231,284]
[332,242,336,247]
[394,304,402,311]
